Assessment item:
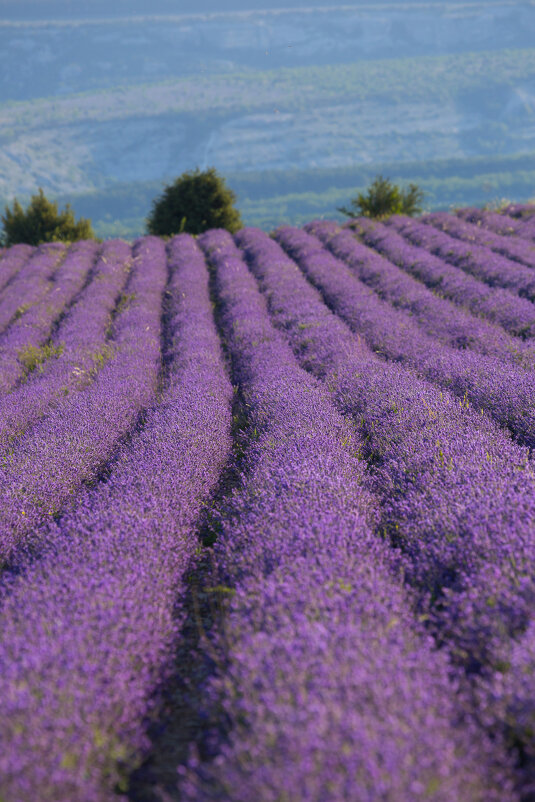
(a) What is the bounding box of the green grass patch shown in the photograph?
[115,292,136,314]
[13,303,31,321]
[18,341,64,374]
[89,343,114,372]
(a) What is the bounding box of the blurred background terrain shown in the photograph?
[1,0,534,237]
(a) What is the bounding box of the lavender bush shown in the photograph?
[274,224,535,450]
[424,211,535,269]
[178,228,512,801]
[307,218,530,366]
[236,225,535,795]
[0,234,233,800]
[0,236,166,565]
[359,215,535,339]
[0,241,65,334]
[389,214,535,299]
[0,239,99,392]
[2,212,535,799]
[0,243,33,295]
[0,239,131,453]
[459,207,535,242]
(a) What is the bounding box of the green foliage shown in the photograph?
[114,292,136,315]
[337,175,424,220]
[146,167,243,237]
[89,343,114,372]
[1,189,95,246]
[18,342,64,374]
[13,303,31,321]
[483,197,513,211]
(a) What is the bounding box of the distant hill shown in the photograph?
[0,0,519,19]
[0,0,363,19]
[1,0,534,237]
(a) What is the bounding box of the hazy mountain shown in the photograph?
[0,0,453,20]
[1,1,534,236]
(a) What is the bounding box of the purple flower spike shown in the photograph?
[177,228,514,802]
[0,234,233,801]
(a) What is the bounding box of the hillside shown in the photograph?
[1,206,535,798]
[1,2,535,236]
[0,0,515,19]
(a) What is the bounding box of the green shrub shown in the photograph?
[146,167,243,237]
[1,189,95,246]
[337,174,424,220]
[18,342,64,375]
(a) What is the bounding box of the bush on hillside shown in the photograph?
[146,167,243,237]
[337,174,424,220]
[1,189,95,246]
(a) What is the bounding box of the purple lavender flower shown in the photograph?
[306,218,529,366]
[390,214,535,300]
[424,211,535,269]
[0,243,33,295]
[355,215,535,339]
[274,224,535,450]
[0,239,131,453]
[3,218,535,799]
[178,228,514,802]
[0,239,99,393]
[0,237,166,564]
[236,226,535,795]
[0,241,65,334]
[457,207,526,237]
[0,234,233,801]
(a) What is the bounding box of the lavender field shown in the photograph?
[4,204,535,801]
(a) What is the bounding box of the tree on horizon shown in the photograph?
[146,167,243,237]
[1,189,95,246]
[338,175,424,220]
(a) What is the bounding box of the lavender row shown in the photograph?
[0,236,166,567]
[0,239,99,393]
[279,224,535,450]
[178,227,511,802]
[236,226,535,791]
[0,234,233,801]
[355,216,535,340]
[495,205,535,241]
[307,219,527,368]
[502,203,535,219]
[248,225,535,604]
[0,243,33,295]
[514,212,535,240]
[389,214,535,301]
[457,207,527,237]
[0,242,65,336]
[425,211,535,269]
[0,239,131,454]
